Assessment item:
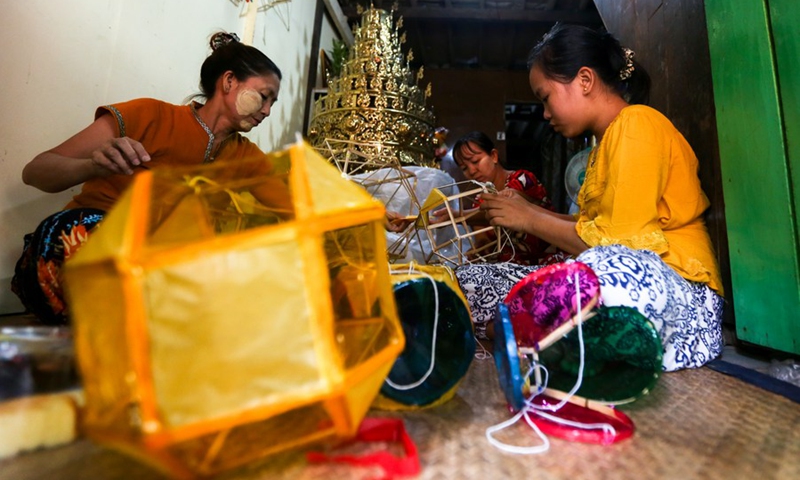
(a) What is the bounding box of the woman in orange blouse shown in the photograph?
[12,32,283,325]
[456,24,724,370]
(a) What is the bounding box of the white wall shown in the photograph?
[0,0,337,314]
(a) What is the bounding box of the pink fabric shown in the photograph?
[504,262,600,349]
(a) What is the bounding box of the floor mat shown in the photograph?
[2,358,799,480]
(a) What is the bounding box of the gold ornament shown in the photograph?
[308,7,436,169]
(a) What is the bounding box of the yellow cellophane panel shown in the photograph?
[64,260,136,432]
[147,194,215,246]
[303,146,384,216]
[322,211,405,433]
[65,181,147,435]
[326,223,403,368]
[343,351,400,427]
[335,318,396,368]
[167,400,337,477]
[415,187,450,225]
[63,141,405,478]
[331,265,379,320]
[145,239,324,429]
[65,184,141,268]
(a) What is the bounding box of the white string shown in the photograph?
[473,338,493,360]
[485,407,551,454]
[384,264,440,390]
[532,272,586,412]
[485,272,616,454]
[532,410,617,437]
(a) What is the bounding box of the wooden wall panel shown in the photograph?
[424,68,572,206]
[594,0,735,327]
[426,68,536,155]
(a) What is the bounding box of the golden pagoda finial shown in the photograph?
[397,16,404,30]
[307,5,437,168]
[426,83,432,99]
[417,66,425,82]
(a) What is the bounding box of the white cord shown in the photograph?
[531,272,585,412]
[473,336,493,360]
[485,408,551,454]
[384,265,440,390]
[485,272,616,454]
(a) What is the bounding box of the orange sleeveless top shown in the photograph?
[66,98,267,211]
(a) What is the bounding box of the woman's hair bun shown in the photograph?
[210,32,241,51]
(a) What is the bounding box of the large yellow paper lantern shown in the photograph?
[62,141,405,479]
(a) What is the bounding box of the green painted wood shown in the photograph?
[705,0,800,354]
[770,0,800,235]
[768,0,800,353]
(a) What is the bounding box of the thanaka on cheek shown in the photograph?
[236,89,262,117]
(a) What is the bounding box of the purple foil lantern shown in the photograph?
[504,262,600,351]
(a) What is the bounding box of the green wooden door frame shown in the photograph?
[770,0,800,221]
[705,0,800,354]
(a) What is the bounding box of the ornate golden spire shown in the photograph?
[307,6,437,168]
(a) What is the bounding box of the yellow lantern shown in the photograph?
[63,141,405,479]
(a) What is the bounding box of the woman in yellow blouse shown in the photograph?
[456,23,723,371]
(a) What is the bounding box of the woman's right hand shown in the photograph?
[23,114,151,193]
[481,189,589,255]
[90,137,151,176]
[479,190,536,232]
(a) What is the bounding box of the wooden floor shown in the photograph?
[1,352,798,480]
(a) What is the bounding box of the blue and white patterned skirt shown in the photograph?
[455,245,724,371]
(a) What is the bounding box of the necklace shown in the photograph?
[190,103,216,164]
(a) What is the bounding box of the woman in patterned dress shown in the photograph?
[456,24,724,371]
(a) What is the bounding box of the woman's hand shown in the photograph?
[429,207,453,224]
[481,189,589,255]
[22,114,151,193]
[90,137,151,176]
[385,211,415,232]
[479,190,536,233]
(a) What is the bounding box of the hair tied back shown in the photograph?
[210,32,241,51]
[619,48,635,80]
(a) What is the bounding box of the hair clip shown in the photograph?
[619,48,635,80]
[211,32,241,51]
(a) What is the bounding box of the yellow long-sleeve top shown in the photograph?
[575,105,723,295]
